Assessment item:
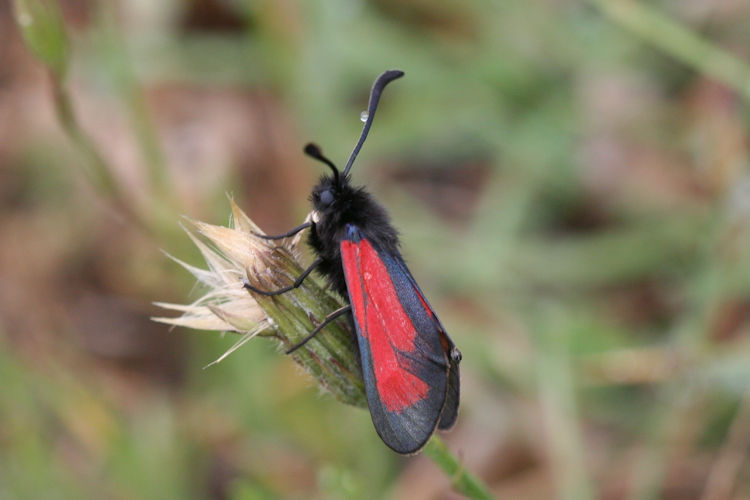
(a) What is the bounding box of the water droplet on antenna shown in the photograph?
[359,111,369,123]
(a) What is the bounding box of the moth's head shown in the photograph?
[310,175,339,213]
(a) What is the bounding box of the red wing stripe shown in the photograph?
[341,238,430,413]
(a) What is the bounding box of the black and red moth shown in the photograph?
[244,70,461,454]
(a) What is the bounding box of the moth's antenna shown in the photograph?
[342,69,404,177]
[304,143,340,185]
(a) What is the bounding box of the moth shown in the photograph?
[245,70,460,454]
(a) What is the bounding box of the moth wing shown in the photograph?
[384,251,460,431]
[340,224,457,454]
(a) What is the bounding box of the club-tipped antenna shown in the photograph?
[342,69,404,177]
[304,143,340,185]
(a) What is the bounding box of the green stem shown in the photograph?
[51,76,149,230]
[51,70,185,242]
[423,436,494,500]
[14,0,180,241]
[534,309,595,500]
[95,4,171,199]
[590,0,750,101]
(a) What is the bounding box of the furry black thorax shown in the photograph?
[307,174,399,298]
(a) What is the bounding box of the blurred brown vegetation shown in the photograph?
[2,0,750,499]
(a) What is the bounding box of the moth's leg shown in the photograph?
[253,221,313,240]
[286,305,352,354]
[243,257,322,296]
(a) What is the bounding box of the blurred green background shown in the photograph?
[2,0,750,498]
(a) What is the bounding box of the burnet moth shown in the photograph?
[244,69,461,454]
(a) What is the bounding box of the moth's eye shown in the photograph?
[319,189,334,207]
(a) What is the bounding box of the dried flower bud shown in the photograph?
[154,199,366,407]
